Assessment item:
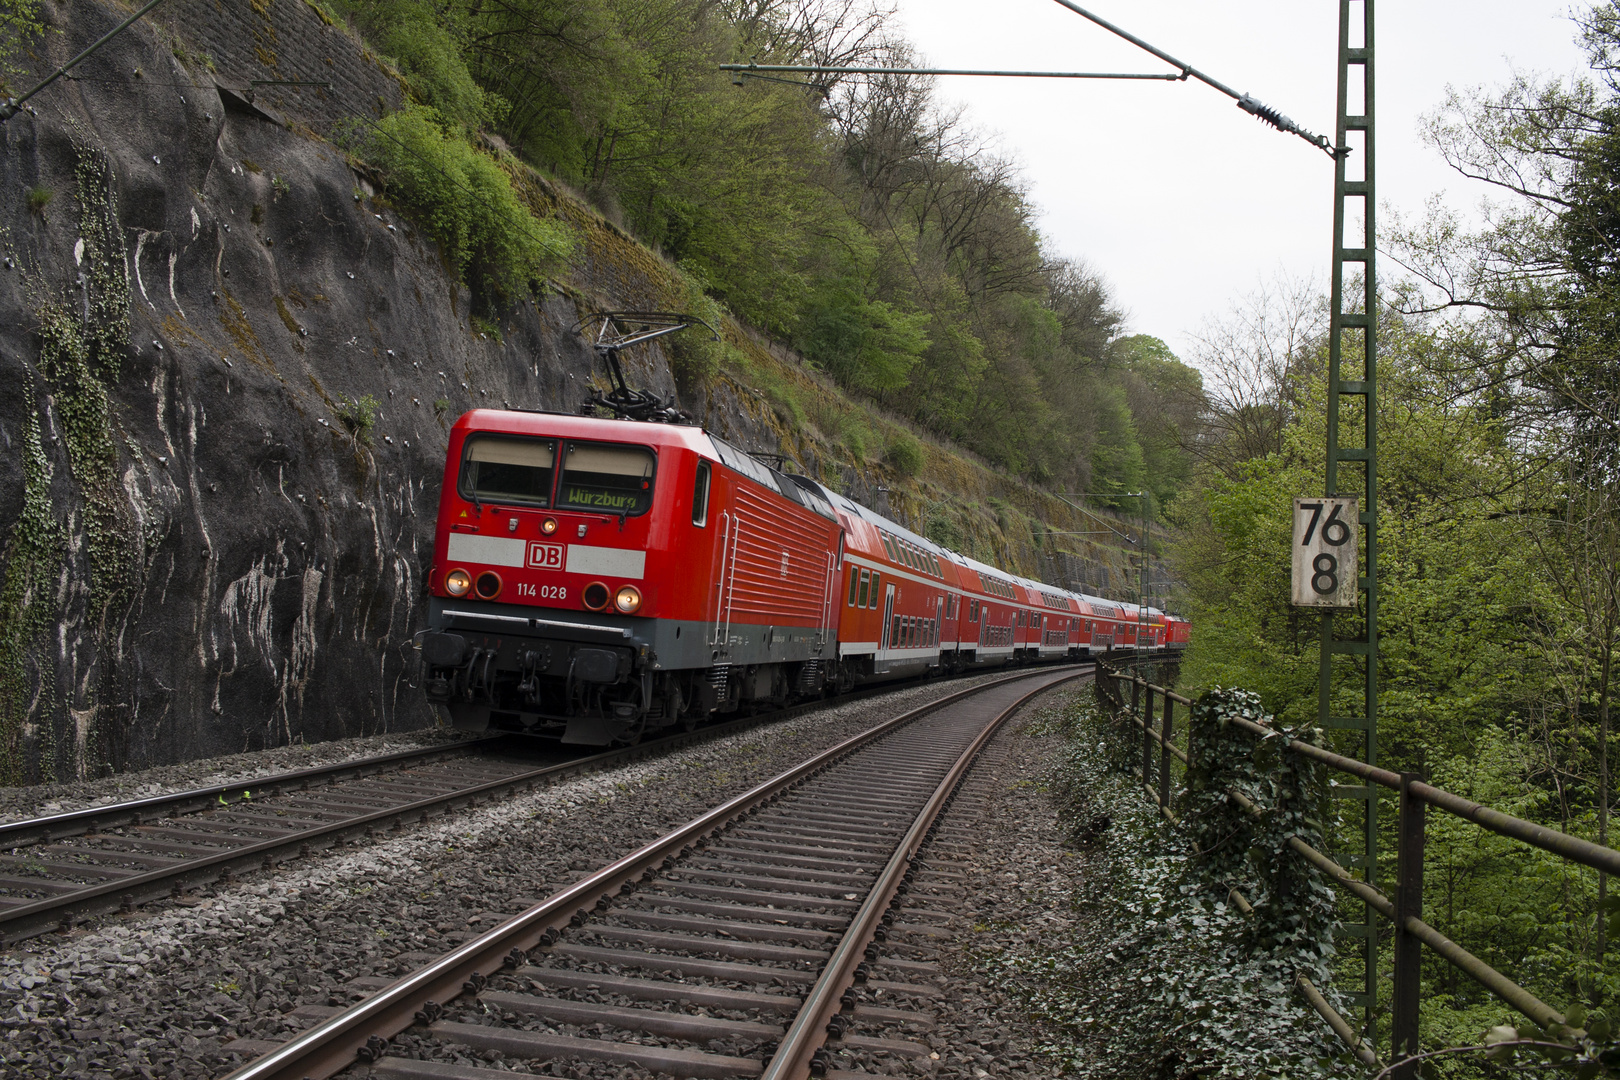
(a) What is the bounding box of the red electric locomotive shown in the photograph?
[416,406,1190,744]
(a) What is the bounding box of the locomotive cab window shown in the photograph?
[460,437,556,507]
[558,442,656,516]
[692,460,711,526]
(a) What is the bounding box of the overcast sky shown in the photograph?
[886,0,1590,360]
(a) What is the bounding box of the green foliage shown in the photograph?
[336,393,380,443]
[0,375,63,785]
[1173,307,1620,1070]
[1182,688,1337,976]
[796,280,930,392]
[994,690,1357,1078]
[346,104,571,307]
[25,185,51,216]
[884,431,923,477]
[324,0,1183,489]
[5,139,138,784]
[330,0,500,131]
[0,0,44,94]
[1109,334,1203,506]
[1087,382,1146,501]
[666,275,723,390]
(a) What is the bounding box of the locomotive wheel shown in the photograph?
[611,716,647,747]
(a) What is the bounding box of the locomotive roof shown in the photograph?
[454,409,720,452]
[452,411,839,522]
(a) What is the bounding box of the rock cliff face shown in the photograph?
[0,0,786,782]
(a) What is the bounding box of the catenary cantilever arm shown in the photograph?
[1046,0,1338,157]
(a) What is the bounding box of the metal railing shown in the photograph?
[1095,664,1618,1077]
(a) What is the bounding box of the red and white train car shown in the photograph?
[417,409,1188,744]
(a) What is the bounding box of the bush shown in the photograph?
[885,431,923,477]
[667,275,724,390]
[25,185,52,216]
[797,281,930,393]
[330,0,497,132]
[350,105,570,304]
[336,393,379,444]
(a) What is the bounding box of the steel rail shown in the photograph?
[762,670,1085,1080]
[1,659,1051,847]
[0,738,501,848]
[218,663,1092,1080]
[0,666,1049,941]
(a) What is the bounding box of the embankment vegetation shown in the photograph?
[1161,4,1620,1073]
[314,0,1203,503]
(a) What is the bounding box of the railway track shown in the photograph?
[218,663,1091,1080]
[0,664,1098,947]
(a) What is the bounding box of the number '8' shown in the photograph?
[1311,553,1338,595]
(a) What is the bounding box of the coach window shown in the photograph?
[869,573,881,607]
[460,436,556,507]
[691,460,711,526]
[558,442,656,516]
[848,570,860,607]
[858,569,871,607]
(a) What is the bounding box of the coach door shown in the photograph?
[878,583,896,665]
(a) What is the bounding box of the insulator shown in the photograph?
[1237,93,1299,136]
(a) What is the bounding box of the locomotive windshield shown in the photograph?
[557,441,656,516]
[461,437,556,506]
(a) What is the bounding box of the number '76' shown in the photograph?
[1299,502,1352,546]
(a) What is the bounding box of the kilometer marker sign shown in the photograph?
[1292,497,1358,608]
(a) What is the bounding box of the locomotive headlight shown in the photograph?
[445,568,472,597]
[613,585,642,614]
[541,516,559,535]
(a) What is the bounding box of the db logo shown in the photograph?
[527,542,565,569]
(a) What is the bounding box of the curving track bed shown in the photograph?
[0,697,867,947]
[220,664,1089,1080]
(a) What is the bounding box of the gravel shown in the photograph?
[0,673,1026,1080]
[818,687,1092,1079]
